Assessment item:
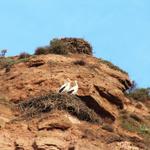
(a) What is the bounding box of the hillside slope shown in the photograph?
[0,53,149,150]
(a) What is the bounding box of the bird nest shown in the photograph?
[16,92,102,124]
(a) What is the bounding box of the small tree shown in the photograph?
[0,49,7,57]
[34,47,49,55]
[127,80,137,94]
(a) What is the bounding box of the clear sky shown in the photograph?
[0,0,150,87]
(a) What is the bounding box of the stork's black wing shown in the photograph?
[59,85,66,93]
[67,89,74,94]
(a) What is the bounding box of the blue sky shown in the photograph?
[0,0,150,87]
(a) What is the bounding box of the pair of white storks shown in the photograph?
[58,79,78,95]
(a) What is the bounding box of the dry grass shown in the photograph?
[0,57,29,72]
[16,92,102,124]
[127,88,150,102]
[99,58,128,74]
[0,57,16,72]
[120,111,150,148]
[0,57,15,69]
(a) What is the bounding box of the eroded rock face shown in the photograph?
[0,133,14,150]
[94,85,124,109]
[38,115,72,131]
[33,137,68,150]
[78,95,115,122]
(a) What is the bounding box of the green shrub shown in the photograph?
[34,47,49,55]
[0,57,15,72]
[120,113,141,132]
[120,112,150,147]
[19,52,30,59]
[16,58,29,63]
[127,88,150,102]
[59,38,93,55]
[139,125,150,135]
[34,38,93,56]
[49,39,68,55]
[120,111,150,135]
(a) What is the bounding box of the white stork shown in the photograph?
[58,78,71,93]
[68,80,78,95]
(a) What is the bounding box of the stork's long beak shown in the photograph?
[67,78,71,83]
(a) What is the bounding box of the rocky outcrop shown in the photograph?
[79,95,115,122]
[94,85,124,109]
[27,59,45,67]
